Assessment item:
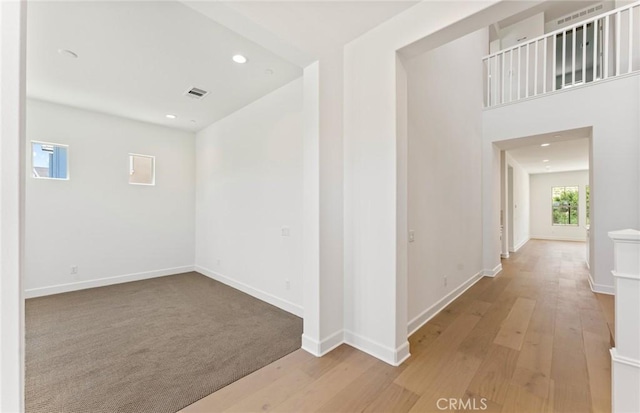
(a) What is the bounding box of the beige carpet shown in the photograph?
[25,272,302,413]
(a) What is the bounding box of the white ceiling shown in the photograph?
[215,1,419,57]
[507,134,590,175]
[26,1,303,132]
[27,1,419,133]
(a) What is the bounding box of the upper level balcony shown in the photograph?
[483,1,640,108]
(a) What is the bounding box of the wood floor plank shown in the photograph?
[583,331,611,413]
[407,351,483,413]
[394,314,481,394]
[271,350,377,412]
[316,361,406,412]
[516,332,554,377]
[467,344,520,405]
[493,297,536,350]
[180,350,312,413]
[362,383,419,413]
[223,369,315,412]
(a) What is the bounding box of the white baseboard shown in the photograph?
[302,330,344,357]
[511,237,529,253]
[407,271,483,337]
[501,252,510,259]
[24,265,195,298]
[343,330,410,366]
[588,273,615,295]
[482,263,503,277]
[530,236,586,242]
[195,265,303,317]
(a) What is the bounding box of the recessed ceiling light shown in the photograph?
[264,69,274,75]
[166,114,177,119]
[232,54,248,64]
[541,143,550,147]
[58,49,78,58]
[543,159,550,163]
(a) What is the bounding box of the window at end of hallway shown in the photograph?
[552,186,579,226]
[129,154,155,185]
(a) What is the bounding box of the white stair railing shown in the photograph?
[483,1,640,107]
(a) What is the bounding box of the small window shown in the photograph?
[129,154,155,185]
[32,141,69,180]
[552,186,579,226]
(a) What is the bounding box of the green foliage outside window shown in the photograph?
[552,186,579,226]
[586,185,590,225]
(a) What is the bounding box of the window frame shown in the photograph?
[31,140,70,181]
[128,153,156,186]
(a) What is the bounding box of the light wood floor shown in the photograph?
[182,240,612,413]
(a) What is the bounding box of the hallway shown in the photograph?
[182,240,613,413]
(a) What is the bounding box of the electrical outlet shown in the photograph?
[408,230,415,243]
[281,227,291,237]
[285,280,290,290]
[70,266,78,275]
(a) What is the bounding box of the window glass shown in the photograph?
[32,142,69,180]
[552,186,579,225]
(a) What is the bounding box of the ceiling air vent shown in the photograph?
[556,3,604,26]
[185,87,209,100]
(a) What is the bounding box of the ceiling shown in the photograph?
[26,1,303,132]
[215,1,419,57]
[506,131,590,175]
[27,1,419,133]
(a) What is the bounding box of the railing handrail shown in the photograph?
[482,0,640,61]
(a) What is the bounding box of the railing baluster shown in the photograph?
[486,58,490,106]
[518,46,521,99]
[616,11,621,76]
[572,27,577,84]
[582,23,587,83]
[553,34,557,91]
[501,52,505,104]
[593,18,599,80]
[562,31,566,88]
[526,43,530,97]
[629,9,633,73]
[494,56,498,105]
[605,14,610,78]
[535,40,539,95]
[543,38,547,93]
[510,50,513,101]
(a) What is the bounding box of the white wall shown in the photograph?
[530,170,589,242]
[1,1,26,410]
[195,78,304,316]
[344,0,537,365]
[24,99,195,296]
[483,74,640,295]
[506,153,530,251]
[405,28,487,335]
[499,12,544,49]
